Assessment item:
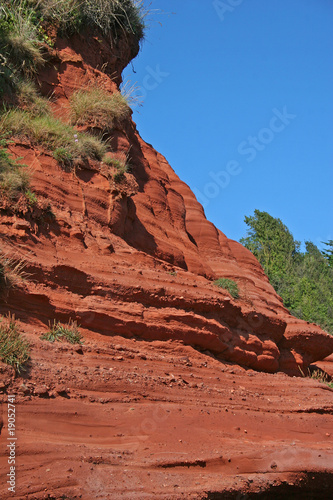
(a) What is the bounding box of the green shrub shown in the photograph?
[41,319,83,344]
[53,147,73,167]
[70,88,131,130]
[0,314,30,372]
[213,278,239,299]
[241,210,333,334]
[25,188,38,206]
[0,109,107,165]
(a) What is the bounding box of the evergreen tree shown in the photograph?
[241,210,333,334]
[321,240,333,267]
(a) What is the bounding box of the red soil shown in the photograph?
[0,30,332,499]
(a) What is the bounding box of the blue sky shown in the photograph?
[123,0,333,250]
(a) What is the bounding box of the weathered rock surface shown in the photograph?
[0,29,332,499]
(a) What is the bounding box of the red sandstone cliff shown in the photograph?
[0,25,333,500]
[1,30,332,376]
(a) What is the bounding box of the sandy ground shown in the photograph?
[1,326,332,499]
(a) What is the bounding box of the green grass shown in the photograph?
[70,88,131,130]
[35,0,147,45]
[0,1,44,87]
[0,136,31,201]
[53,147,73,167]
[16,79,51,116]
[0,314,30,372]
[103,152,131,182]
[41,320,83,344]
[1,0,147,97]
[213,278,239,299]
[0,109,107,166]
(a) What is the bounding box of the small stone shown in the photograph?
[70,228,84,240]
[13,220,31,231]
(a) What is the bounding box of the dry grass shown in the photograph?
[0,249,29,291]
[0,136,31,202]
[16,79,51,116]
[35,0,147,44]
[0,109,107,165]
[0,313,30,372]
[0,1,44,77]
[299,365,333,389]
[70,87,131,130]
[103,151,131,183]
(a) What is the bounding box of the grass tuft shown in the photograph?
[41,319,83,344]
[0,135,31,202]
[0,249,29,291]
[70,88,131,130]
[213,278,239,299]
[299,365,333,389]
[16,79,51,116]
[36,0,147,45]
[0,313,30,372]
[0,109,107,166]
[0,1,44,79]
[103,152,130,183]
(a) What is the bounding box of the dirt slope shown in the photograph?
[0,329,333,499]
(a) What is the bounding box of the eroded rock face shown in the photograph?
[1,31,332,376]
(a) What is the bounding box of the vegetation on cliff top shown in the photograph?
[33,0,147,42]
[0,0,141,211]
[241,210,333,334]
[0,0,146,96]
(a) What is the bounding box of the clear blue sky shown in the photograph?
[123,0,333,250]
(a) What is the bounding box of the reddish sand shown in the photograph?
[0,328,332,499]
[0,29,332,499]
